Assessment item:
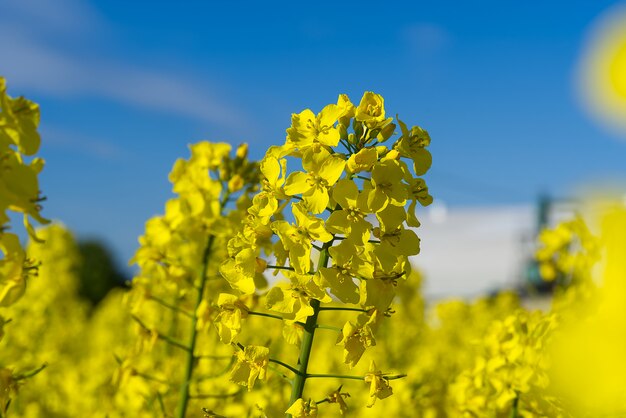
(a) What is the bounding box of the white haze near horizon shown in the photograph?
[414,204,536,299]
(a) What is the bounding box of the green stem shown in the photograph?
[306,374,363,381]
[134,371,172,386]
[175,192,230,418]
[14,363,47,380]
[248,311,285,321]
[306,373,406,380]
[316,324,341,332]
[150,295,193,318]
[131,314,191,352]
[247,311,305,327]
[269,358,302,376]
[267,265,295,271]
[287,240,333,416]
[510,393,519,418]
[189,390,241,399]
[318,307,369,313]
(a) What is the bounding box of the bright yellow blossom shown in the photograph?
[272,203,333,274]
[283,147,346,214]
[364,361,394,407]
[286,398,318,417]
[287,104,343,148]
[229,345,269,390]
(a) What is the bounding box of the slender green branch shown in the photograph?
[131,314,191,352]
[157,393,167,417]
[269,364,293,383]
[149,295,193,318]
[248,311,285,321]
[175,191,230,418]
[316,324,342,332]
[311,243,323,252]
[307,373,406,380]
[356,175,371,181]
[339,139,355,154]
[270,358,302,376]
[194,354,232,360]
[306,374,363,381]
[247,311,306,327]
[318,307,369,313]
[189,390,241,399]
[14,363,47,380]
[267,265,295,271]
[134,371,172,386]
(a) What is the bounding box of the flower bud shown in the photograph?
[236,143,248,159]
[381,149,400,162]
[255,257,267,273]
[228,174,244,192]
[377,122,396,143]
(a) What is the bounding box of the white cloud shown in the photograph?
[0,0,246,129]
[0,0,103,36]
[41,127,126,161]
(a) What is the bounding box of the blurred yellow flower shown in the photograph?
[579,4,626,135]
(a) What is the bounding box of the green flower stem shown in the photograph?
[14,363,47,380]
[189,390,241,399]
[316,324,342,332]
[131,314,191,352]
[510,393,519,418]
[194,354,232,360]
[306,373,406,380]
[287,240,333,417]
[267,265,295,271]
[175,191,230,418]
[134,372,172,386]
[248,311,285,321]
[269,358,302,376]
[318,307,369,313]
[306,374,363,381]
[269,364,293,383]
[149,295,193,318]
[248,311,306,327]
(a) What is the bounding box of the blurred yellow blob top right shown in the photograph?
[578,4,626,136]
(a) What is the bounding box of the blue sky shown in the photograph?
[1,0,625,270]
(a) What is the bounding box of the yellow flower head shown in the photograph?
[364,361,393,407]
[229,345,269,390]
[285,398,318,417]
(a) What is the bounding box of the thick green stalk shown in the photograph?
[175,193,229,418]
[510,394,519,418]
[288,241,332,415]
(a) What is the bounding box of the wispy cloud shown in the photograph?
[41,126,126,161]
[0,0,245,129]
[403,22,451,54]
[1,0,103,36]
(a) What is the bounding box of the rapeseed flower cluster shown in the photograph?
[3,82,626,418]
